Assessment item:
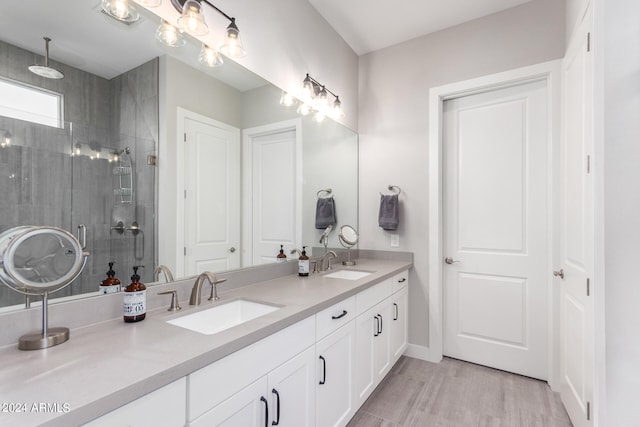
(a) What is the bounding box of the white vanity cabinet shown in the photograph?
[353,271,409,408]
[191,346,316,427]
[188,317,316,426]
[83,378,186,427]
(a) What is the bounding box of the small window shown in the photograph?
[0,77,63,128]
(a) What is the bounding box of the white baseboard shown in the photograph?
[403,344,438,362]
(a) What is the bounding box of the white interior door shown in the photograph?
[243,122,300,266]
[184,116,240,275]
[559,5,594,426]
[443,79,549,380]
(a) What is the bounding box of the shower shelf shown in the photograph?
[113,148,133,204]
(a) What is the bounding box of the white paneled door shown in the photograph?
[183,116,240,275]
[242,121,301,267]
[559,5,594,426]
[443,79,549,380]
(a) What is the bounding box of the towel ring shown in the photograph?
[317,188,332,198]
[380,185,401,196]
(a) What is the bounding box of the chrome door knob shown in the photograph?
[553,269,565,279]
[444,257,460,264]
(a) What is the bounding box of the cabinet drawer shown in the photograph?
[391,270,409,293]
[356,279,392,314]
[316,295,356,341]
[84,378,186,427]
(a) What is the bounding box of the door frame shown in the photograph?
[427,60,562,389]
[176,107,241,277]
[241,118,303,268]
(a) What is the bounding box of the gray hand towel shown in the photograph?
[316,196,337,229]
[378,194,399,230]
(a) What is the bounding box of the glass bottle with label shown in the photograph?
[123,266,146,322]
[99,262,121,294]
[277,245,287,262]
[298,246,310,276]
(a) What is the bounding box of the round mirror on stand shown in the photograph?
[338,225,359,266]
[0,226,89,350]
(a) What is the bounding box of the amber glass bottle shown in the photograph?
[123,266,146,322]
[99,262,121,294]
[298,246,310,276]
[277,245,287,262]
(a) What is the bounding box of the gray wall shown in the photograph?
[357,0,566,348]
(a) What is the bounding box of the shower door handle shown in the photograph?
[77,225,87,250]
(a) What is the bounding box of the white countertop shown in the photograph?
[0,258,411,427]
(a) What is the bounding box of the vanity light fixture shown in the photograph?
[279,91,296,107]
[198,43,224,67]
[285,74,344,121]
[170,0,246,59]
[101,0,140,23]
[155,20,186,47]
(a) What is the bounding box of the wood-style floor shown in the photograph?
[348,356,572,427]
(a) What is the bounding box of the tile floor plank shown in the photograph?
[348,357,572,427]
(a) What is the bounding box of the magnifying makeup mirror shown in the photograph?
[338,225,359,266]
[0,226,89,350]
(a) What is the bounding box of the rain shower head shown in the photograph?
[28,37,64,79]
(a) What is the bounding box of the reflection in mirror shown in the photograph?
[338,225,359,266]
[0,0,357,310]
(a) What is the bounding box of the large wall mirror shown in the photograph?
[0,0,358,310]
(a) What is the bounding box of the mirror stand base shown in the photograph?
[342,260,356,266]
[19,327,69,350]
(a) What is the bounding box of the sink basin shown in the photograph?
[166,299,280,335]
[323,270,373,280]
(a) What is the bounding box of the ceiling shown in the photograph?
[307,0,534,55]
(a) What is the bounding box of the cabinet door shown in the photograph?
[191,377,269,427]
[316,321,355,427]
[353,304,378,407]
[390,285,409,362]
[374,301,392,380]
[268,346,315,427]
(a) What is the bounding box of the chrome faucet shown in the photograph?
[320,251,337,272]
[189,272,227,305]
[153,265,174,283]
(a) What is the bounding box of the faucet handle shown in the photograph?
[158,290,181,312]
[208,278,226,301]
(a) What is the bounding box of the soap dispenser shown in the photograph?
[298,246,310,276]
[277,245,287,263]
[99,262,121,294]
[123,266,146,323]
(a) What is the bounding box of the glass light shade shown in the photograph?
[134,0,161,6]
[198,44,224,68]
[1,131,11,147]
[314,110,326,123]
[219,18,246,59]
[329,96,345,119]
[155,20,186,47]
[101,0,140,23]
[297,103,312,116]
[314,86,329,108]
[280,91,296,107]
[177,0,209,36]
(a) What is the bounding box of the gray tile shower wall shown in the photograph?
[0,41,158,307]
